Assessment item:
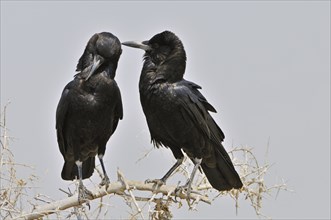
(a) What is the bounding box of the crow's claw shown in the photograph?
[174,185,192,200]
[145,179,166,186]
[78,185,93,209]
[99,176,111,189]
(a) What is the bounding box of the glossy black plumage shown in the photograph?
[56,32,123,189]
[123,31,242,191]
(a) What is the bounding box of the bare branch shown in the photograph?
[14,169,211,220]
[1,104,290,219]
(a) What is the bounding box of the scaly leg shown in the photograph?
[98,154,110,187]
[75,160,93,205]
[146,157,184,186]
[176,158,202,197]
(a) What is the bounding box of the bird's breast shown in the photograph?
[140,83,178,112]
[80,78,117,105]
[141,84,191,133]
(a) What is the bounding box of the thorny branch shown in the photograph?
[1,105,291,220]
[13,171,210,220]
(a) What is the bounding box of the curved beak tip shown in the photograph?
[122,41,150,51]
[85,56,102,81]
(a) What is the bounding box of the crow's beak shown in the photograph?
[122,41,151,51]
[85,56,103,81]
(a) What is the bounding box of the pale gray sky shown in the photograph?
[1,1,330,219]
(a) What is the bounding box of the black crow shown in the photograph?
[122,31,242,195]
[56,32,123,201]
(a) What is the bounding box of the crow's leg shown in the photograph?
[176,158,202,197]
[98,154,110,187]
[146,157,184,186]
[76,160,93,205]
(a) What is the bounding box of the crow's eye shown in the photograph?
[152,43,159,49]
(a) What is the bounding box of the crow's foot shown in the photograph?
[78,185,93,209]
[145,178,166,187]
[174,185,192,199]
[99,176,110,188]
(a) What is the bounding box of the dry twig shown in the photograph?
[1,104,290,220]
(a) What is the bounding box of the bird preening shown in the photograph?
[56,30,242,204]
[56,32,123,202]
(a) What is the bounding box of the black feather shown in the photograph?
[56,32,123,180]
[125,30,242,190]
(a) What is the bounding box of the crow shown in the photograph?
[122,31,242,195]
[56,32,123,202]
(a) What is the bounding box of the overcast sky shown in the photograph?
[1,1,330,219]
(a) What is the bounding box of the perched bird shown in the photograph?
[122,31,242,194]
[56,32,123,201]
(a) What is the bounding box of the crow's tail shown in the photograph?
[201,144,243,191]
[61,157,95,181]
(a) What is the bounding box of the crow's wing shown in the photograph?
[55,82,73,157]
[110,82,123,134]
[172,80,239,170]
[174,80,225,146]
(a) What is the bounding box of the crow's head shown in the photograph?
[76,32,122,80]
[122,31,186,81]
